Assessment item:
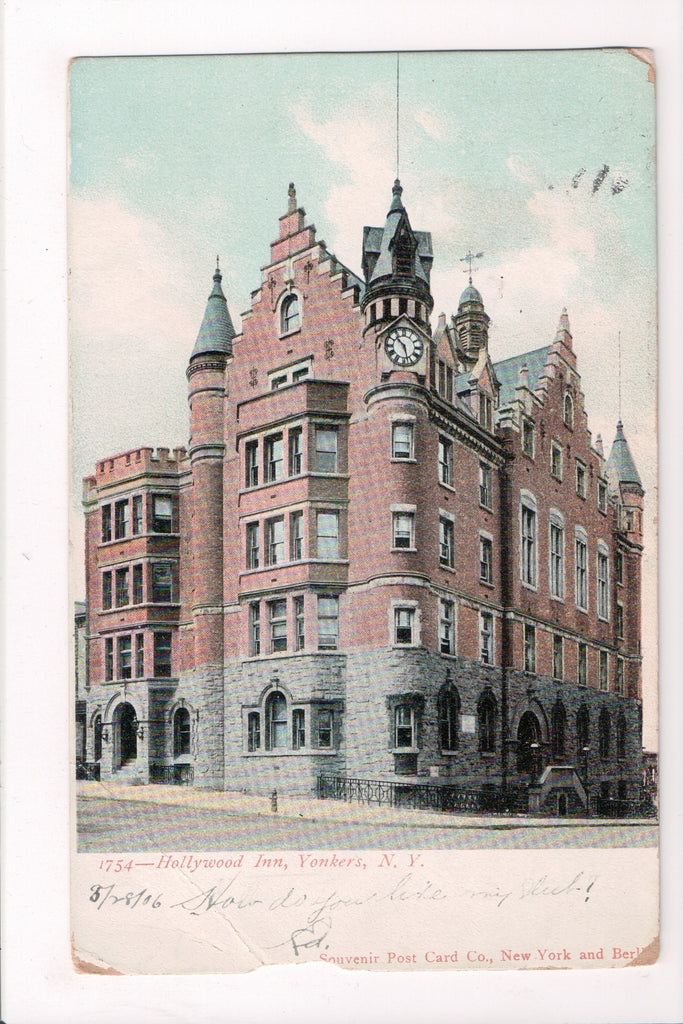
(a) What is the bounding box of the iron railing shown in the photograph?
[150,764,195,786]
[317,774,528,814]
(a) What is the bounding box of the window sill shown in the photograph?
[391,457,417,464]
[242,650,343,663]
[521,581,538,593]
[479,502,493,513]
[439,749,460,757]
[391,747,419,755]
[479,578,494,588]
[575,605,589,615]
[279,326,302,341]
[440,480,456,493]
[549,594,565,605]
[597,615,610,624]
[243,748,338,757]
[391,547,417,554]
[439,563,456,573]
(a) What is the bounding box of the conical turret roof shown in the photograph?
[607,420,643,490]
[362,180,433,286]
[191,259,236,358]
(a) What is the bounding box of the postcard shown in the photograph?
[68,49,659,977]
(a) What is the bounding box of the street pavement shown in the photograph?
[76,782,658,852]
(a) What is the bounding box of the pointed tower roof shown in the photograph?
[362,180,433,286]
[191,259,236,359]
[553,307,573,350]
[607,420,643,491]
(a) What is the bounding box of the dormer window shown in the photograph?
[563,392,574,429]
[280,294,300,334]
[394,232,415,276]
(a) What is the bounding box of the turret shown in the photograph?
[360,180,433,333]
[606,420,644,543]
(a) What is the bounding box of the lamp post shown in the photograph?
[582,745,591,816]
[530,741,540,782]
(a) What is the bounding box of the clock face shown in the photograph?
[385,326,424,367]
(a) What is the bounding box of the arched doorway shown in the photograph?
[517,710,542,776]
[114,702,138,767]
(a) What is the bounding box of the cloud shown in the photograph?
[414,107,445,140]
[506,155,537,185]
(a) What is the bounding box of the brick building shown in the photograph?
[80,181,645,813]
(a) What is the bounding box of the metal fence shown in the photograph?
[150,764,195,786]
[317,774,528,815]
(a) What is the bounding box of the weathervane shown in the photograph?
[460,249,485,284]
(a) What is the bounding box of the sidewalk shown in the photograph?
[76,781,655,831]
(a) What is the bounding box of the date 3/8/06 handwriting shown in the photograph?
[89,883,163,912]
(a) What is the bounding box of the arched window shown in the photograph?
[563,392,574,429]
[551,701,566,760]
[478,691,496,753]
[280,294,300,334]
[616,712,626,760]
[265,691,287,750]
[93,714,102,762]
[516,710,542,774]
[576,704,590,756]
[438,684,460,751]
[599,709,611,759]
[173,707,191,758]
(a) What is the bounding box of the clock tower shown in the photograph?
[360,179,434,347]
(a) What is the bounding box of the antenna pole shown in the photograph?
[618,330,622,420]
[396,52,400,180]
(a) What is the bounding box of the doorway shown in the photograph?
[115,702,138,767]
[516,711,542,775]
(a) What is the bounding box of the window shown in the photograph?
[599,709,610,759]
[117,635,132,680]
[439,517,454,568]
[599,650,609,692]
[315,428,338,473]
[135,633,144,678]
[316,512,339,559]
[597,548,609,620]
[522,418,535,457]
[152,495,173,533]
[317,596,339,650]
[479,462,492,509]
[101,504,112,543]
[294,596,305,651]
[115,567,129,607]
[317,709,333,748]
[280,294,300,334]
[245,440,259,487]
[615,551,624,584]
[264,434,284,482]
[265,517,285,566]
[438,436,453,486]
[133,564,143,604]
[575,534,588,610]
[438,684,460,751]
[479,393,493,431]
[289,511,303,561]
[394,607,414,645]
[270,374,287,390]
[394,705,415,749]
[173,707,191,757]
[577,642,587,686]
[288,429,303,475]
[479,535,493,584]
[269,600,287,653]
[553,634,563,681]
[521,503,537,587]
[151,562,173,603]
[104,638,114,681]
[575,460,587,499]
[292,367,309,383]
[292,708,305,750]
[616,713,626,759]
[615,657,624,696]
[398,296,407,315]
[550,442,563,479]
[549,521,564,599]
[247,712,260,751]
[616,602,624,639]
[439,599,455,655]
[132,495,143,534]
[382,299,391,320]
[114,499,129,539]
[480,612,494,665]
[576,705,589,754]
[551,701,566,759]
[392,422,413,460]
[415,302,422,322]
[524,623,536,673]
[153,632,172,678]
[392,512,414,549]
[249,602,261,656]
[597,479,607,513]
[102,571,112,610]
[478,692,496,753]
[265,692,287,749]
[563,392,574,429]
[246,522,260,569]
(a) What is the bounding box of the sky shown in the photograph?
[68,50,657,745]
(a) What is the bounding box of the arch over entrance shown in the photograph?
[516,710,543,775]
[113,702,138,768]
